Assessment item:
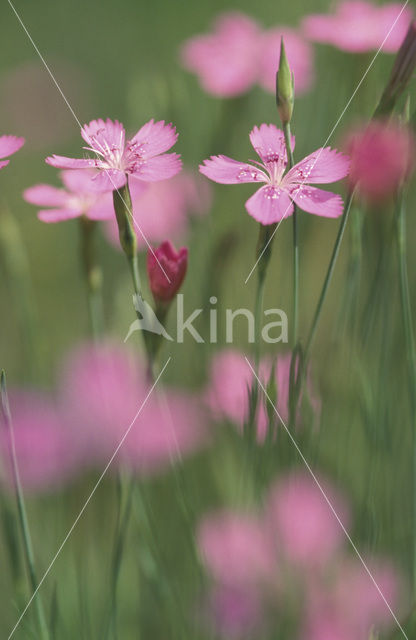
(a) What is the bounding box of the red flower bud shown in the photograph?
[147,241,188,304]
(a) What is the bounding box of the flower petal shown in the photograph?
[60,169,101,194]
[23,184,69,207]
[81,118,125,152]
[0,160,10,170]
[131,153,182,182]
[89,169,127,192]
[290,185,344,218]
[284,147,350,185]
[45,155,97,169]
[0,135,25,159]
[249,124,294,165]
[199,155,267,184]
[87,194,115,221]
[245,185,294,225]
[38,208,82,223]
[129,120,178,159]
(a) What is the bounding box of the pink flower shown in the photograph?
[266,472,350,568]
[0,135,25,170]
[0,391,81,492]
[208,585,264,638]
[147,241,188,303]
[180,12,261,97]
[200,124,349,224]
[302,1,413,53]
[206,350,320,440]
[23,169,114,223]
[104,171,211,250]
[58,343,206,474]
[180,12,314,98]
[346,120,414,203]
[46,118,182,191]
[197,510,276,587]
[258,27,314,95]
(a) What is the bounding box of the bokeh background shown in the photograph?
[0,0,415,638]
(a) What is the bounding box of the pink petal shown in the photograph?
[131,153,182,182]
[199,155,267,184]
[45,155,97,169]
[285,147,350,185]
[23,184,69,207]
[60,168,102,194]
[87,194,115,221]
[129,120,178,159]
[38,208,82,223]
[246,185,294,224]
[89,169,127,192]
[289,185,344,218]
[249,124,294,168]
[0,135,25,159]
[0,160,10,170]
[81,118,125,151]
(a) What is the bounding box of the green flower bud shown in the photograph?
[276,38,294,125]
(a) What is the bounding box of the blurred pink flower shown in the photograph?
[346,120,414,203]
[258,27,314,94]
[302,1,412,53]
[180,12,314,98]
[23,169,114,223]
[0,135,25,170]
[208,585,264,638]
[46,118,182,191]
[104,171,211,250]
[197,510,276,587]
[266,471,350,569]
[0,391,81,492]
[200,124,349,224]
[206,349,320,440]
[147,240,188,304]
[58,343,206,474]
[180,12,261,97]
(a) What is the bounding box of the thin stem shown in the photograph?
[254,272,266,371]
[79,217,104,341]
[395,193,416,595]
[304,190,354,364]
[283,122,298,344]
[0,371,49,640]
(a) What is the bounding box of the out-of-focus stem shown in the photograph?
[79,217,104,341]
[0,371,49,640]
[283,121,298,344]
[395,192,416,595]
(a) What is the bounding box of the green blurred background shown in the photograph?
[0,0,415,637]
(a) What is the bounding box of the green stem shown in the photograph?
[0,371,49,640]
[283,122,298,344]
[395,193,416,595]
[79,217,104,341]
[303,190,354,364]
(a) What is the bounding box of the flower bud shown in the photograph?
[276,38,294,125]
[147,241,188,305]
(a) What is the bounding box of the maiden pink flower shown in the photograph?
[302,1,413,53]
[346,119,414,203]
[0,135,25,170]
[181,12,314,98]
[180,12,261,97]
[58,343,206,474]
[46,118,182,191]
[104,171,211,250]
[0,391,81,492]
[23,169,114,223]
[147,240,188,304]
[200,124,350,224]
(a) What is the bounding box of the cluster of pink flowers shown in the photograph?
[180,3,413,100]
[197,471,403,638]
[206,349,321,440]
[0,343,207,492]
